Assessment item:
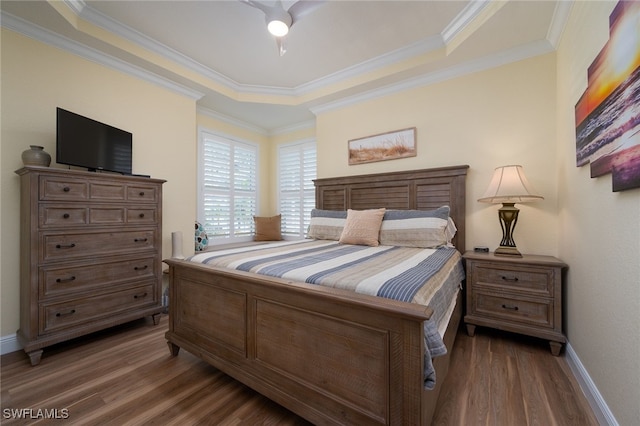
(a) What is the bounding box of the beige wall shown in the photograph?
[556,2,639,424]
[316,53,559,257]
[0,29,197,336]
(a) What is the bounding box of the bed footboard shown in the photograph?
[165,259,440,425]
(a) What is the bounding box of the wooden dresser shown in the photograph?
[463,251,567,356]
[15,167,165,365]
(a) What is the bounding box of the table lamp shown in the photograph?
[478,165,543,257]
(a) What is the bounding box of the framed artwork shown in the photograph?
[348,127,417,165]
[574,1,640,191]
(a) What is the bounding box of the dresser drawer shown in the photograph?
[127,185,158,203]
[39,206,158,227]
[40,206,88,226]
[89,181,126,201]
[40,176,88,201]
[42,229,156,262]
[471,291,553,328]
[126,208,157,224]
[40,206,126,227]
[89,208,126,224]
[471,262,553,297]
[40,256,158,298]
[39,284,156,334]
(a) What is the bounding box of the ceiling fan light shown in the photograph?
[265,9,292,37]
[267,19,289,36]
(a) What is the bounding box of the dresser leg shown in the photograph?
[27,349,43,366]
[167,341,180,357]
[549,341,563,356]
[465,324,476,337]
[152,313,161,325]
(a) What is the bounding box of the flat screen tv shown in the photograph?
[56,107,133,175]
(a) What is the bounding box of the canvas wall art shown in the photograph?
[575,0,640,191]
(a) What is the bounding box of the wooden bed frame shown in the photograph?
[165,165,468,425]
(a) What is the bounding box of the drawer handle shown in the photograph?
[139,191,145,196]
[502,304,519,311]
[139,213,145,218]
[501,276,519,282]
[63,213,70,219]
[134,265,148,271]
[134,238,148,243]
[56,276,76,283]
[56,243,76,249]
[134,292,148,299]
[63,186,70,192]
[56,309,76,317]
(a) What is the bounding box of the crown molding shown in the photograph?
[547,0,574,49]
[5,0,519,105]
[270,119,316,137]
[295,35,445,95]
[54,1,465,100]
[197,105,315,137]
[197,105,269,136]
[1,11,204,101]
[310,38,555,116]
[442,0,492,44]
[69,0,245,93]
[62,0,86,15]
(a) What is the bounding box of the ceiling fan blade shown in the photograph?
[239,0,275,15]
[287,0,326,25]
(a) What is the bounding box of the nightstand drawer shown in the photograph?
[472,292,553,328]
[472,263,553,297]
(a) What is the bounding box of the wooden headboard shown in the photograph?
[314,165,469,253]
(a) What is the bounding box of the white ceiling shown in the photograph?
[1,0,569,133]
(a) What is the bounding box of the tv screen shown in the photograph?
[56,108,132,175]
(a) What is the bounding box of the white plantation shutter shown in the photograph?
[199,131,257,243]
[279,141,316,237]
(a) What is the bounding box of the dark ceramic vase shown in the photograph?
[22,145,51,167]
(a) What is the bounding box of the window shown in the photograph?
[278,140,317,238]
[198,130,258,244]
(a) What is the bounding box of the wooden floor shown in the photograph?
[1,315,597,425]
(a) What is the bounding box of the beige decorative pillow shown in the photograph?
[338,208,386,246]
[253,215,282,241]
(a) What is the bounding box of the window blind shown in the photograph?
[279,141,316,237]
[200,132,257,243]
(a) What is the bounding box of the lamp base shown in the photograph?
[494,245,523,257]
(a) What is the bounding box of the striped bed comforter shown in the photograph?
[187,239,465,389]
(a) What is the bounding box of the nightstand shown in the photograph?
[463,251,567,356]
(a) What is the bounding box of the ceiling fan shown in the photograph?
[240,0,326,56]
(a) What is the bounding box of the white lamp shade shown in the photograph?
[478,165,544,204]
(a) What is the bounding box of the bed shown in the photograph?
[164,165,468,425]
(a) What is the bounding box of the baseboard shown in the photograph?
[565,342,618,426]
[0,333,21,355]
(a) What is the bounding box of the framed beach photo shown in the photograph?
[348,127,417,165]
